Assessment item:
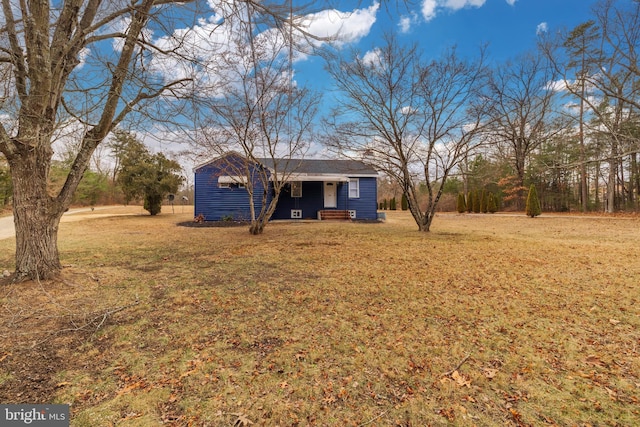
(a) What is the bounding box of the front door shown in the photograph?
[324,182,337,208]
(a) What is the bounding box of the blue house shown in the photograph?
[194,154,379,221]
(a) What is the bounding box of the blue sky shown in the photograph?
[293,0,599,91]
[145,0,600,102]
[139,0,603,162]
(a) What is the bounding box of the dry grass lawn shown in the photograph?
[0,208,638,426]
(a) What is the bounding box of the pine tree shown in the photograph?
[401,193,408,210]
[480,189,487,213]
[487,192,497,213]
[457,193,466,213]
[390,197,397,210]
[383,199,388,210]
[526,184,542,217]
[473,189,481,213]
[467,191,473,213]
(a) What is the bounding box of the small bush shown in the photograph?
[526,184,541,217]
[457,193,466,213]
[480,189,488,213]
[487,192,497,213]
[473,189,481,213]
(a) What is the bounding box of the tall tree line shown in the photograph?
[424,0,640,215]
[499,0,640,213]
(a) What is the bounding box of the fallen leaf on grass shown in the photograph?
[609,318,621,325]
[451,370,471,388]
[585,355,606,367]
[438,407,455,421]
[233,413,254,426]
[116,381,147,396]
[122,412,142,421]
[604,387,618,400]
[483,368,498,379]
[509,408,523,424]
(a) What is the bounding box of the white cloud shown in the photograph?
[77,47,90,69]
[399,16,412,33]
[545,79,569,92]
[442,0,486,11]
[109,16,154,52]
[401,105,418,115]
[536,22,548,35]
[361,48,382,67]
[148,3,379,98]
[301,2,379,46]
[422,0,438,21]
[398,12,419,33]
[421,0,487,22]
[505,0,517,5]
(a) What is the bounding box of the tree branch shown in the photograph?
[441,353,471,377]
[1,0,28,101]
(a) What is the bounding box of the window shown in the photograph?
[349,178,360,198]
[291,181,302,198]
[218,182,230,189]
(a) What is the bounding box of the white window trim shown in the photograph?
[349,178,360,199]
[291,181,302,198]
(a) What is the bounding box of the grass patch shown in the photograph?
[1,209,639,425]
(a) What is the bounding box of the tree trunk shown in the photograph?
[10,156,65,281]
[632,153,640,211]
[607,159,616,213]
[249,189,280,235]
[514,143,526,210]
[418,193,442,232]
[579,84,589,212]
[418,213,434,232]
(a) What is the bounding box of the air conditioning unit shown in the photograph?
[291,209,302,219]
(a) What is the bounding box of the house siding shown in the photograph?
[271,178,378,220]
[194,161,270,221]
[337,177,378,220]
[195,155,378,222]
[272,181,324,219]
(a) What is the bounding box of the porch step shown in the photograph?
[319,210,352,221]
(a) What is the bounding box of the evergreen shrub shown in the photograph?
[526,184,541,217]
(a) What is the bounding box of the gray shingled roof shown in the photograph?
[257,158,378,176]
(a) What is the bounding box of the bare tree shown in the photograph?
[486,50,559,210]
[325,35,490,231]
[195,12,320,234]
[2,0,378,280]
[563,21,602,211]
[590,0,640,111]
[0,0,199,281]
[583,0,640,212]
[541,0,640,212]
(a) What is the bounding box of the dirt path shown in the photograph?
[0,206,145,241]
